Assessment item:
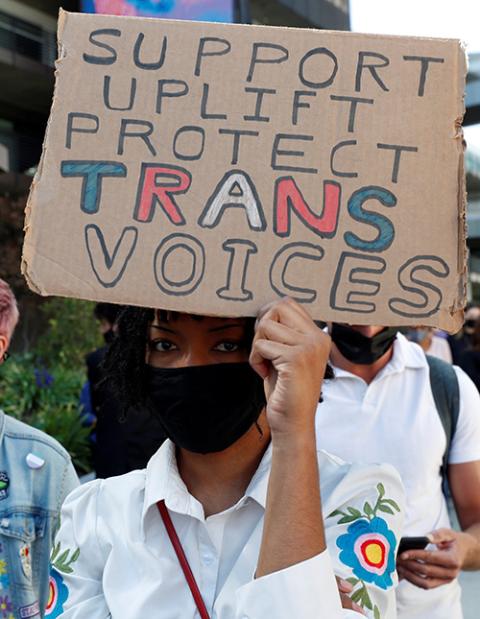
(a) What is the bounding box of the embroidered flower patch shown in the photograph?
[45,570,68,618]
[330,482,401,618]
[337,517,397,589]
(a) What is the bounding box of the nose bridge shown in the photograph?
[356,325,379,338]
[184,343,212,367]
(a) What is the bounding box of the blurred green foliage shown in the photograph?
[0,299,102,474]
[36,298,102,367]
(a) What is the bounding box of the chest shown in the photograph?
[317,371,447,484]
[102,503,263,619]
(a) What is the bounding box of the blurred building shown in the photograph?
[251,0,349,29]
[0,1,73,179]
[465,53,480,301]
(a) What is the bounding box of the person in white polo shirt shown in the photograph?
[317,323,480,619]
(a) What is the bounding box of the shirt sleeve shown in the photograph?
[235,550,362,618]
[449,367,480,464]
[48,480,111,618]
[324,460,405,619]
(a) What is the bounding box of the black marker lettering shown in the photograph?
[330,251,386,313]
[330,95,374,133]
[247,42,289,82]
[118,119,156,156]
[103,75,137,111]
[153,233,205,296]
[243,87,276,122]
[377,143,418,183]
[133,32,167,70]
[156,79,189,114]
[83,28,120,65]
[271,134,318,174]
[299,47,338,89]
[217,239,258,301]
[85,224,138,288]
[355,52,390,92]
[403,55,445,96]
[270,242,324,303]
[218,128,259,165]
[195,37,231,77]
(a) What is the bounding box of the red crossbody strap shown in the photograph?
[157,500,211,619]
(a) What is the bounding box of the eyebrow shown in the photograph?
[150,324,178,334]
[208,323,245,333]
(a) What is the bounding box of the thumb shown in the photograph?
[428,528,456,546]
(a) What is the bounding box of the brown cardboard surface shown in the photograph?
[22,10,467,331]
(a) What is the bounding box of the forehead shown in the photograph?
[466,307,480,319]
[151,312,248,331]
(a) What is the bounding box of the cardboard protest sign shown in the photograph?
[23,10,467,331]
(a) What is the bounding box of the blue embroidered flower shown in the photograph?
[0,574,9,591]
[45,570,69,617]
[337,517,397,589]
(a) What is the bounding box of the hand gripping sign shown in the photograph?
[22,10,467,331]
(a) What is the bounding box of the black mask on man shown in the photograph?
[331,324,398,365]
[145,362,266,454]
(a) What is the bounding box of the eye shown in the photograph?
[149,339,178,353]
[214,341,241,353]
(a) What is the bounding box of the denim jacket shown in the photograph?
[0,411,79,618]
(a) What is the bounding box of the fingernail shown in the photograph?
[402,553,409,560]
[340,578,353,591]
[353,603,366,615]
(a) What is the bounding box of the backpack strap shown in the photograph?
[426,355,460,483]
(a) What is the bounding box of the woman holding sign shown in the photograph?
[47,297,403,618]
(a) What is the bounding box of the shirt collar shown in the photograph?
[141,439,272,536]
[330,332,427,379]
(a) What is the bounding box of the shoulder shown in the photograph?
[453,365,480,404]
[2,413,72,465]
[318,449,404,515]
[63,470,146,521]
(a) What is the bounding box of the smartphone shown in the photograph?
[398,536,430,555]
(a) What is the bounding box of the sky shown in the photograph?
[349,0,480,147]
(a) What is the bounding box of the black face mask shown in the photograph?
[145,362,266,454]
[331,324,398,365]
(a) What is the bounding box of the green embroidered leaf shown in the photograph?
[363,502,374,518]
[378,504,394,515]
[56,550,70,565]
[351,589,364,604]
[328,509,344,518]
[58,565,74,574]
[382,498,401,512]
[338,515,359,525]
[362,590,373,610]
[374,605,381,619]
[50,542,61,562]
[71,548,81,563]
[346,577,360,586]
[377,483,385,498]
[347,507,362,519]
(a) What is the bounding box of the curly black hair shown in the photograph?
[104,306,334,416]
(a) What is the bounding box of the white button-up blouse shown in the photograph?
[47,441,404,619]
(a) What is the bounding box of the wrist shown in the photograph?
[457,531,479,568]
[271,429,317,455]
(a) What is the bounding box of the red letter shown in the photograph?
[274,177,341,238]
[134,164,191,224]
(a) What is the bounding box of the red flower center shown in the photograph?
[360,540,386,568]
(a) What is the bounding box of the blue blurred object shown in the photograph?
[81,0,234,23]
